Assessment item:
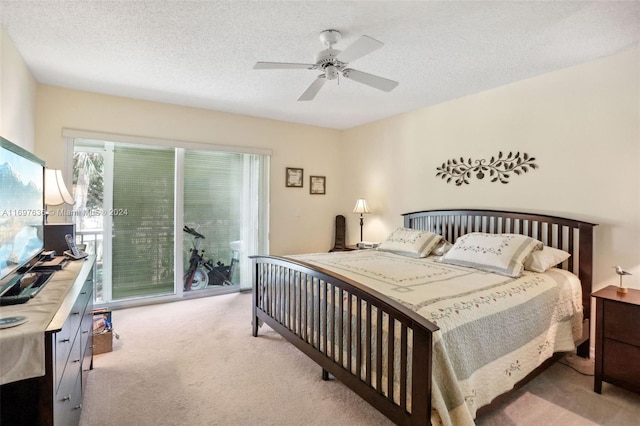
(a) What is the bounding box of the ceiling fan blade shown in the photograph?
[336,35,384,63]
[342,68,398,92]
[298,76,327,101]
[254,62,316,70]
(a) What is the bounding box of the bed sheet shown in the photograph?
[287,250,583,426]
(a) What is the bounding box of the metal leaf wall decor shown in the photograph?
[436,152,538,186]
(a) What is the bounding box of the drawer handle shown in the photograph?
[74,404,82,410]
[60,338,71,343]
[81,291,87,295]
[72,311,81,316]
[61,394,71,402]
[82,330,89,334]
[83,369,90,372]
[73,359,81,363]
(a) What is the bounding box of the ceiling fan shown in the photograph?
[254,29,399,101]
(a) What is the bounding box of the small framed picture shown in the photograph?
[286,167,303,187]
[310,176,326,195]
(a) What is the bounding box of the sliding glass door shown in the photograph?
[72,146,106,302]
[71,137,269,305]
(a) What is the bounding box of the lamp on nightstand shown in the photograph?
[352,198,370,243]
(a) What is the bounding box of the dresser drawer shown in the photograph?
[53,325,76,391]
[54,327,80,393]
[54,365,83,426]
[75,277,92,312]
[80,289,94,353]
[603,299,640,346]
[66,287,88,335]
[82,339,92,388]
[55,322,83,392]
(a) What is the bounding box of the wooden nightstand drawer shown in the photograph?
[593,285,640,395]
[602,338,640,393]
[603,299,640,346]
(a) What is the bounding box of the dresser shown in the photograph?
[0,256,95,426]
[593,285,640,395]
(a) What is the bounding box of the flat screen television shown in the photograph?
[0,137,45,290]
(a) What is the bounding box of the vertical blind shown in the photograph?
[112,146,175,299]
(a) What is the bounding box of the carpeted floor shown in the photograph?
[79,293,640,426]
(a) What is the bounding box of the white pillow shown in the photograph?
[524,246,571,273]
[440,233,543,277]
[377,227,442,258]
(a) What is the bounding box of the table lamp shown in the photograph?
[352,198,370,242]
[44,168,74,221]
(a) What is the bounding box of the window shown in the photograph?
[69,133,269,306]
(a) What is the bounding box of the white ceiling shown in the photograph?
[1,1,639,130]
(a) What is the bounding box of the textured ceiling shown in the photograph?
[1,1,639,130]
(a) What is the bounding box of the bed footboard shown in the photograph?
[251,255,439,426]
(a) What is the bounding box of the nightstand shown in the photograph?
[593,286,640,395]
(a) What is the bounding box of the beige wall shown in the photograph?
[5,23,640,292]
[0,28,37,150]
[342,44,640,293]
[35,85,343,256]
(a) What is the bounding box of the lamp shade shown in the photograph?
[44,168,74,206]
[353,198,370,214]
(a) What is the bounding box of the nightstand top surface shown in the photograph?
[592,285,640,305]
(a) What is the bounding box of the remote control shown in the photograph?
[0,295,31,306]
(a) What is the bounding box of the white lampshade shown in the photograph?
[44,168,74,206]
[352,198,370,214]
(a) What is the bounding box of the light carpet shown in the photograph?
[79,293,640,426]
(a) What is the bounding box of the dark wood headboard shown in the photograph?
[403,209,597,352]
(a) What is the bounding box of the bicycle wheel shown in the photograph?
[190,265,209,290]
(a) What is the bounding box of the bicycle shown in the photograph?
[183,225,239,291]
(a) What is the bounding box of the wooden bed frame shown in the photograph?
[252,209,596,425]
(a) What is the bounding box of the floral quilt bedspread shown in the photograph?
[288,250,583,426]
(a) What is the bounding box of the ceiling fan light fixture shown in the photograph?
[325,65,339,80]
